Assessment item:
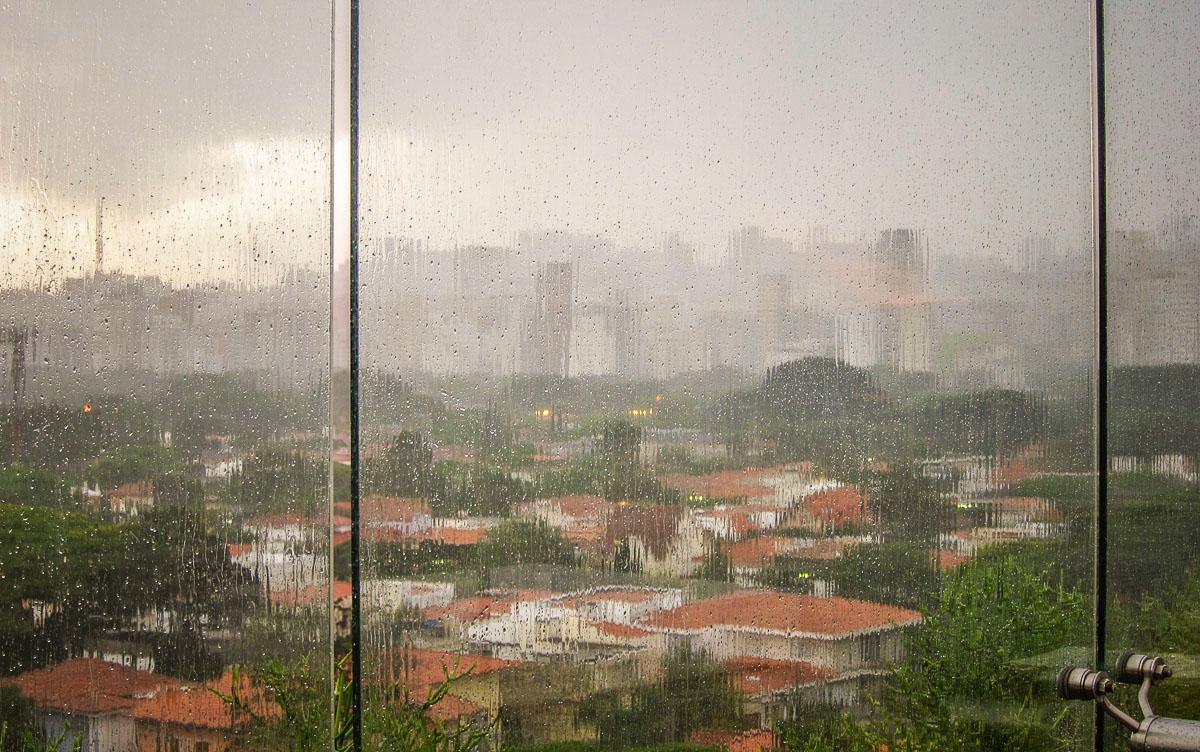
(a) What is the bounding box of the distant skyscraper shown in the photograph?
[526,260,574,377]
[872,229,933,374]
[756,273,790,368]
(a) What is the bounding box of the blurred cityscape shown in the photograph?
[0,212,1197,751]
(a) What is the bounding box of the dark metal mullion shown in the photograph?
[1092,0,1110,749]
[349,0,363,749]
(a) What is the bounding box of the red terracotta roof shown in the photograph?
[727,537,853,567]
[936,548,969,571]
[802,487,869,524]
[423,590,557,623]
[268,581,353,606]
[372,648,516,690]
[556,587,664,607]
[603,504,685,558]
[364,526,487,546]
[593,621,651,639]
[642,591,921,636]
[131,669,277,729]
[724,657,830,694]
[657,471,772,499]
[424,691,482,721]
[2,658,176,715]
[226,543,253,557]
[110,481,153,498]
[244,513,319,528]
[361,496,431,522]
[688,728,778,752]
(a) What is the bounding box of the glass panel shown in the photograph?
[1105,1,1200,746]
[0,3,333,750]
[358,2,1095,751]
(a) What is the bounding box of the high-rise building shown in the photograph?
[525,260,574,377]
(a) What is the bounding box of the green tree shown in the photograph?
[84,446,182,490]
[229,448,324,516]
[878,558,1087,752]
[475,520,576,570]
[0,466,70,508]
[0,504,124,674]
[823,541,940,611]
[368,432,438,498]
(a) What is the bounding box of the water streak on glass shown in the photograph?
[0,2,334,750]
[358,3,1097,750]
[1103,1,1200,748]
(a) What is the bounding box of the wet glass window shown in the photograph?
[1,2,333,750]
[2,2,1197,752]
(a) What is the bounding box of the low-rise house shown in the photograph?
[688,727,778,752]
[371,648,515,740]
[108,482,154,517]
[426,588,678,658]
[783,486,869,530]
[363,580,455,614]
[639,590,921,677]
[131,669,276,752]
[603,504,708,578]
[551,587,682,626]
[424,590,559,647]
[694,504,787,541]
[723,656,864,726]
[200,455,242,481]
[726,536,856,587]
[514,495,616,531]
[1,658,175,752]
[360,496,434,535]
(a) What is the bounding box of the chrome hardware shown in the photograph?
[1058,657,1200,751]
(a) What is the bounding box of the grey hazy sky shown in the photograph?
[2,0,1197,285]
[361,0,1097,253]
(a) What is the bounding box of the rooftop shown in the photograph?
[641,590,921,637]
[2,658,175,715]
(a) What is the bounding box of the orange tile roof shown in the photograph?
[724,657,830,694]
[424,691,482,721]
[642,591,921,637]
[244,513,320,528]
[364,526,487,546]
[727,536,853,567]
[226,543,253,557]
[556,587,664,606]
[802,487,869,524]
[593,621,651,639]
[110,481,153,498]
[604,504,685,558]
[131,669,277,729]
[268,581,353,606]
[2,658,176,715]
[372,648,516,690]
[935,548,969,571]
[361,496,431,522]
[688,728,778,752]
[657,471,772,499]
[423,590,558,623]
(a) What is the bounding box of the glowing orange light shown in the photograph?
[655,394,662,402]
[82,403,92,413]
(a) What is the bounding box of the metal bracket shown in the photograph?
[1058,655,1200,751]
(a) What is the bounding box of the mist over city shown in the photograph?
[1,2,1198,752]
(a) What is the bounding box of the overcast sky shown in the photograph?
[2,0,1197,286]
